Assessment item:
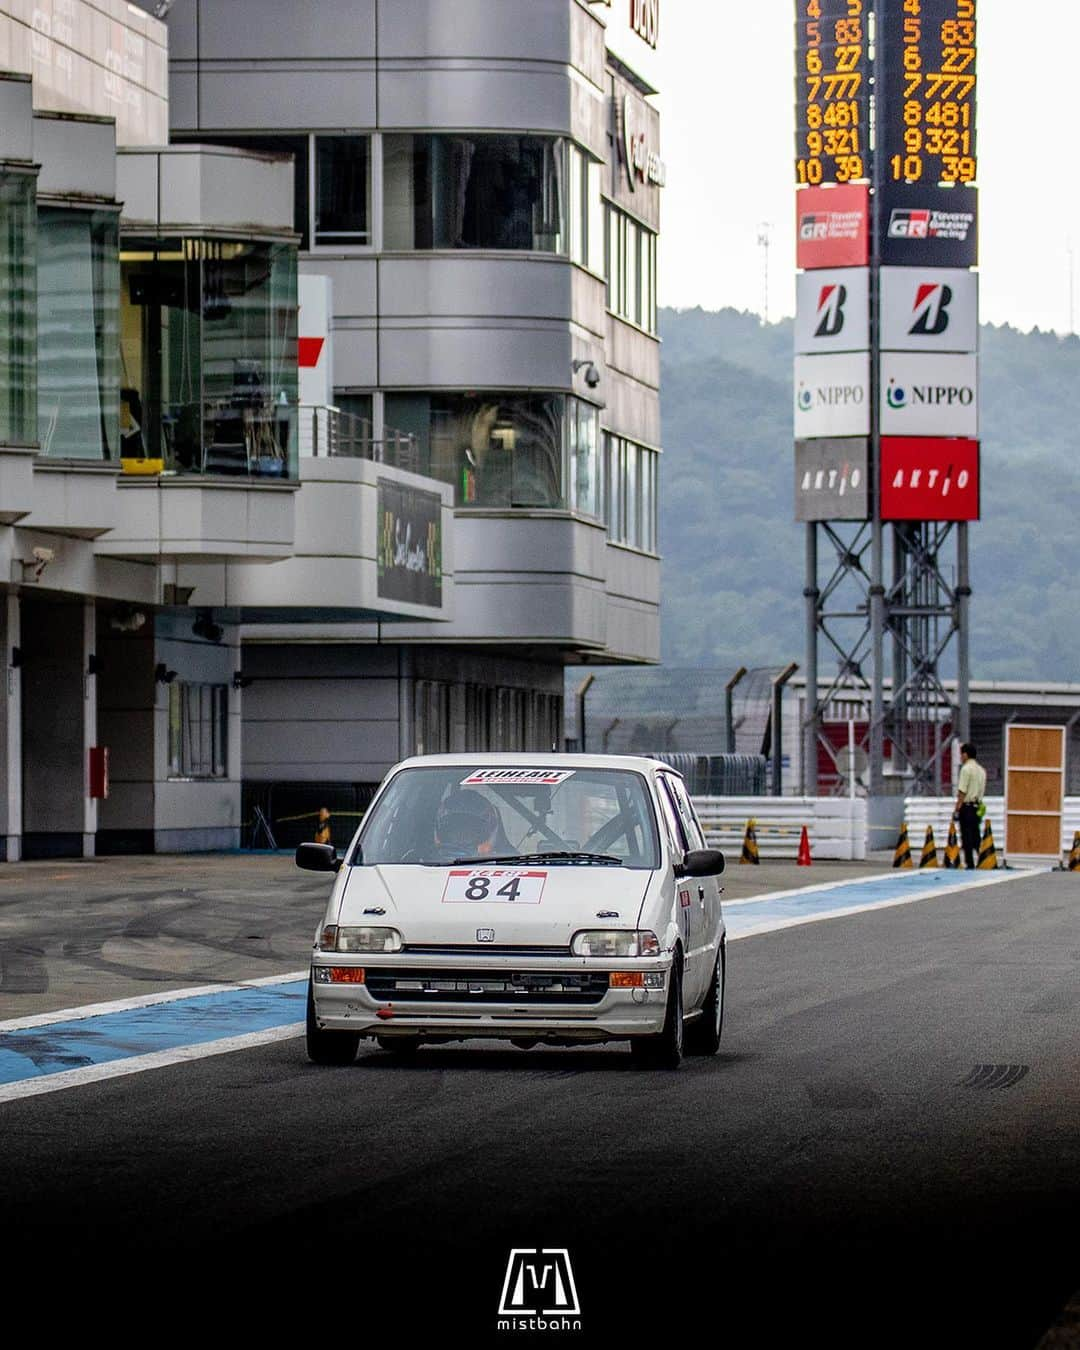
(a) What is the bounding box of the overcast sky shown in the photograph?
[655,4,1075,333]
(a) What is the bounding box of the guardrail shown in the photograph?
[691,795,867,860]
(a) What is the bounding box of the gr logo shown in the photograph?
[910,283,952,336]
[815,283,847,338]
[889,209,930,239]
[498,1248,581,1316]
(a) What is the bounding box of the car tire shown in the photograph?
[630,958,684,1070]
[685,945,725,1057]
[376,1035,420,1058]
[305,981,360,1065]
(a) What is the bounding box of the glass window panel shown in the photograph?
[426,392,565,507]
[570,397,600,518]
[315,136,371,245]
[38,209,118,460]
[0,172,36,446]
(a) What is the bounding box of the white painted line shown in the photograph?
[726,868,1029,941]
[723,868,1021,908]
[0,969,309,1033]
[0,1022,305,1105]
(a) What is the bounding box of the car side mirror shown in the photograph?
[677,848,725,878]
[295,842,340,873]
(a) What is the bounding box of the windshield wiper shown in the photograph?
[451,851,623,866]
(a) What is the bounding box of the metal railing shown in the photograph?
[299,404,420,473]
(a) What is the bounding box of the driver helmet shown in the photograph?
[434,788,501,855]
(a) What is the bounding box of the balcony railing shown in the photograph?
[300,404,420,474]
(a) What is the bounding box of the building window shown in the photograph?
[569,397,601,518]
[37,208,119,460]
[315,136,371,245]
[383,134,567,252]
[119,237,298,477]
[604,204,657,334]
[0,171,36,447]
[168,682,228,778]
[605,433,659,552]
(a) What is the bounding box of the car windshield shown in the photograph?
[357,766,660,869]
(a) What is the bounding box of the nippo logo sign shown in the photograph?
[879,354,977,436]
[880,269,978,353]
[793,354,870,438]
[880,438,980,521]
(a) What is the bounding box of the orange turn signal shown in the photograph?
[328,966,366,984]
[609,971,645,988]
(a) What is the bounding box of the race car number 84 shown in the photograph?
[441,869,547,904]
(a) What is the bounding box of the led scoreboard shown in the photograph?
[795,0,869,185]
[881,0,977,184]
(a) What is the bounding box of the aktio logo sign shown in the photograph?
[879,354,978,437]
[498,1249,582,1332]
[880,438,980,521]
[795,268,869,353]
[794,438,870,522]
[879,184,978,267]
[796,184,869,270]
[880,269,978,353]
[794,353,870,438]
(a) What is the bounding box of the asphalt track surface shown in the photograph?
[2,859,1079,1347]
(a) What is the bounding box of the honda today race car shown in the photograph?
[298,754,726,1069]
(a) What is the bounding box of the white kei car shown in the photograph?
[298,754,726,1069]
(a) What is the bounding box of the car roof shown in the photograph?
[392,752,682,778]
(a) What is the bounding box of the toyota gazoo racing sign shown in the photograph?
[794,353,870,438]
[795,184,870,270]
[880,269,978,353]
[878,184,977,268]
[880,438,979,522]
[879,353,978,438]
[795,269,870,354]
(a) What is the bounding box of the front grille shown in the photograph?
[404,943,572,957]
[364,967,609,1005]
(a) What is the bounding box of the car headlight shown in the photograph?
[571,929,660,958]
[318,925,402,953]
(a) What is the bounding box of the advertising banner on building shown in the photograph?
[795,269,870,354]
[880,438,980,521]
[880,353,977,437]
[878,185,978,268]
[794,438,870,521]
[879,268,978,353]
[795,184,870,270]
[377,478,443,608]
[794,353,870,439]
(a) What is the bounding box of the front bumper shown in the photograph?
[309,951,672,1041]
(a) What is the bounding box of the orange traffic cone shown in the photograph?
[919,825,939,868]
[739,819,760,865]
[315,806,331,845]
[797,825,812,866]
[892,823,913,869]
[943,819,961,869]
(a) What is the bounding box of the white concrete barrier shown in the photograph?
[691,795,868,861]
[902,796,1080,862]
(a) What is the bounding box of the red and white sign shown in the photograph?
[460,768,574,787]
[441,869,548,905]
[880,268,978,353]
[795,268,870,354]
[880,438,980,521]
[796,184,870,270]
[298,273,332,409]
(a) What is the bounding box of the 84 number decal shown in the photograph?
[442,868,547,905]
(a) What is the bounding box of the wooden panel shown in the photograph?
[1007,771,1064,813]
[1006,813,1061,856]
[1008,726,1065,769]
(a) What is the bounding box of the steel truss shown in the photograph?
[803,520,971,796]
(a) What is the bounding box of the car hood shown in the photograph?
[338,863,654,948]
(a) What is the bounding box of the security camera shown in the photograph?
[32,547,55,564]
[584,363,600,389]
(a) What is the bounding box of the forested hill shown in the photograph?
[658,307,1079,681]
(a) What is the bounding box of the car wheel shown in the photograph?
[630,958,684,1070]
[305,980,360,1065]
[376,1035,420,1058]
[685,945,725,1056]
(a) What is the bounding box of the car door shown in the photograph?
[666,774,723,989]
[655,774,708,1007]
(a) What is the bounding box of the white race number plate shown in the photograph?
[441,868,548,904]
